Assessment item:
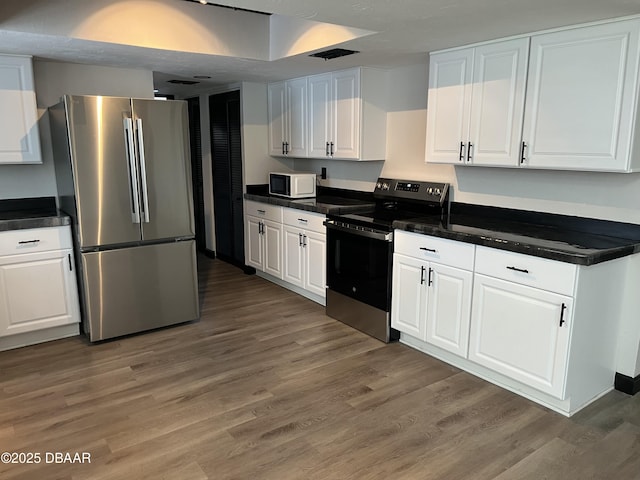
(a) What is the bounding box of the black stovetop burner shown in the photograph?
[328,178,450,231]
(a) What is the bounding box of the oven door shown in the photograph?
[325,220,393,312]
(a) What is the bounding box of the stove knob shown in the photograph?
[376,182,382,189]
[434,188,441,196]
[426,187,433,195]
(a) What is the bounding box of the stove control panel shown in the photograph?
[374,178,449,205]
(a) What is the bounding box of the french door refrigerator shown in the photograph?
[50,95,199,341]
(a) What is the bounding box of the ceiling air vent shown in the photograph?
[167,79,200,85]
[309,48,360,60]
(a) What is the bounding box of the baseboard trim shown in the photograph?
[201,248,216,259]
[614,372,640,395]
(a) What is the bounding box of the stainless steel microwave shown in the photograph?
[269,172,316,198]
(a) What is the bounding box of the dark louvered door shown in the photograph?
[186,97,206,252]
[210,90,244,266]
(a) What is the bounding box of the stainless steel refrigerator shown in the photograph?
[50,95,199,341]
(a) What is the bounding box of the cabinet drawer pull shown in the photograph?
[297,218,308,223]
[18,239,41,245]
[559,303,567,327]
[257,209,266,214]
[419,247,437,253]
[506,265,529,274]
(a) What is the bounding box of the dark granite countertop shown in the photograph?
[0,197,71,232]
[244,193,376,215]
[394,207,640,266]
[246,188,640,266]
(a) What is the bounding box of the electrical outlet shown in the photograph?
[321,167,327,179]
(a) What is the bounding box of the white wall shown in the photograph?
[300,62,640,225]
[0,59,153,200]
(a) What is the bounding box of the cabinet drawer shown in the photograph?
[283,208,325,233]
[245,201,283,223]
[394,230,475,270]
[474,246,576,296]
[0,226,72,256]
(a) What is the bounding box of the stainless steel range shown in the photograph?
[324,178,450,342]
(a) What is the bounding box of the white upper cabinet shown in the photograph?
[0,55,42,164]
[426,16,640,172]
[426,38,529,166]
[268,77,308,157]
[271,67,388,161]
[522,19,640,172]
[425,48,473,164]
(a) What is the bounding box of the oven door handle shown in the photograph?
[324,220,393,242]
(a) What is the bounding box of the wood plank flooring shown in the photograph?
[1,256,640,479]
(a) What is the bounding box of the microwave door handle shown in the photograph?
[123,118,141,224]
[136,118,150,223]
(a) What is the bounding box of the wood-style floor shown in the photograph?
[1,256,640,480]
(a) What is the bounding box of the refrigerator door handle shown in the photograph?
[123,117,141,224]
[136,118,151,223]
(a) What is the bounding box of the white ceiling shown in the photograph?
[2,0,640,96]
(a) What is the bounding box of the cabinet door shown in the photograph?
[426,264,473,357]
[286,77,308,157]
[267,82,287,156]
[331,69,360,159]
[469,274,572,398]
[245,216,263,271]
[283,225,304,288]
[0,250,79,336]
[308,73,332,158]
[304,230,326,298]
[391,253,427,341]
[522,19,640,171]
[0,55,42,164]
[263,219,283,279]
[468,38,529,166]
[425,49,474,164]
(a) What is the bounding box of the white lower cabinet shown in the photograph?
[245,201,283,279]
[244,201,326,304]
[0,226,80,349]
[282,208,326,301]
[391,231,474,357]
[393,231,629,416]
[469,274,572,398]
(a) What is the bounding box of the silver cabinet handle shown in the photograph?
[136,118,150,223]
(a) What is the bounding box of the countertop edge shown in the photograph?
[244,193,375,215]
[0,215,71,232]
[394,221,640,266]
